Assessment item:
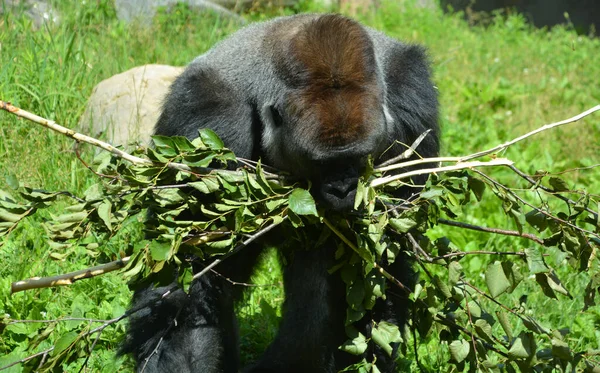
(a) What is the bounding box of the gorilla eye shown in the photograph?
[270,106,284,127]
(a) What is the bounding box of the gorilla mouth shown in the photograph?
[317,169,361,212]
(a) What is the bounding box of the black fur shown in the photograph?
[121,14,439,373]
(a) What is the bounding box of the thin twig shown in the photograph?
[323,217,414,293]
[7,317,118,324]
[460,285,479,362]
[460,105,600,161]
[191,216,287,281]
[0,101,181,169]
[376,129,433,167]
[508,164,599,221]
[376,156,463,173]
[430,250,532,261]
[0,100,279,180]
[375,105,600,174]
[0,314,126,371]
[209,268,281,288]
[74,141,123,181]
[0,348,54,371]
[406,232,432,262]
[77,322,103,373]
[11,256,130,293]
[439,218,544,244]
[140,307,183,372]
[474,169,600,240]
[370,158,513,188]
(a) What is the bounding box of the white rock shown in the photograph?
[79,64,184,147]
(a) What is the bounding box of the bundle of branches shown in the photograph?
[1,100,600,372]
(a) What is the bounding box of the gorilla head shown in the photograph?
[258,15,393,211]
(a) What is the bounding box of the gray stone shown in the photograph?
[114,0,296,25]
[79,65,184,147]
[0,0,60,28]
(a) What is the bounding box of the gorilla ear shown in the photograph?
[270,106,284,127]
[262,104,284,128]
[260,103,283,150]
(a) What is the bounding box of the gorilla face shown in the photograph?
[261,92,389,212]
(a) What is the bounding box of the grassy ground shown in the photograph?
[1,0,599,371]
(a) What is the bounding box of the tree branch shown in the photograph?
[376,129,433,167]
[0,100,280,180]
[508,164,599,221]
[370,158,513,188]
[11,256,130,293]
[0,314,126,371]
[460,105,600,161]
[438,218,544,244]
[191,216,287,281]
[374,105,600,174]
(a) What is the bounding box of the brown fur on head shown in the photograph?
[270,14,386,150]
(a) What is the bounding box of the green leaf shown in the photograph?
[53,211,89,223]
[149,240,172,262]
[346,278,366,311]
[485,261,511,298]
[448,261,462,286]
[254,162,274,195]
[346,306,366,325]
[188,179,220,194]
[433,275,452,299]
[466,300,481,318]
[508,332,535,360]
[545,271,572,298]
[502,261,523,293]
[525,210,548,232]
[151,135,183,157]
[371,321,402,357]
[52,331,78,356]
[522,315,550,334]
[288,188,318,217]
[420,187,444,200]
[551,337,572,360]
[474,319,494,343]
[496,311,513,340]
[98,200,112,231]
[5,173,19,190]
[449,339,470,363]
[389,217,417,233]
[0,209,27,223]
[121,251,146,280]
[340,327,368,355]
[354,181,366,210]
[584,273,600,311]
[548,176,570,192]
[468,176,486,201]
[199,128,224,150]
[178,266,194,293]
[204,236,234,255]
[525,248,549,274]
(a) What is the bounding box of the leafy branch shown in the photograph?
[1,101,600,372]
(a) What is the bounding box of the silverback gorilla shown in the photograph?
[121,13,439,373]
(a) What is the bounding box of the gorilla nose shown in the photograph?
[321,179,356,199]
[318,176,359,212]
[316,159,363,212]
[320,180,356,212]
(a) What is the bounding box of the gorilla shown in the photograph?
[121,13,439,373]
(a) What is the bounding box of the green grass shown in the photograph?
[1,0,600,371]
